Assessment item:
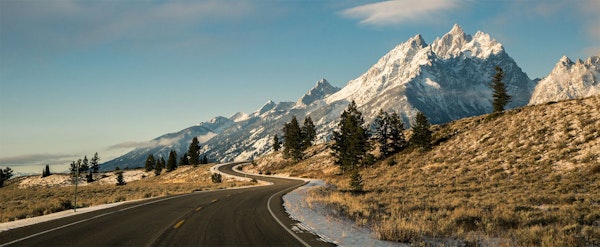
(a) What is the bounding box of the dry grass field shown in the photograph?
[253,96,600,246]
[0,164,253,223]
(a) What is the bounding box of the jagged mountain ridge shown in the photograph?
[104,24,551,167]
[326,24,535,124]
[529,55,600,105]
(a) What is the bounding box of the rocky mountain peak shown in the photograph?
[530,55,600,105]
[297,78,340,106]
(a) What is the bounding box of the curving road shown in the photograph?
[0,163,335,247]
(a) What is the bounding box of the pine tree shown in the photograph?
[178,154,189,167]
[201,155,209,164]
[272,134,281,152]
[283,116,303,161]
[187,137,201,166]
[86,170,94,183]
[491,65,511,113]
[388,111,407,154]
[331,101,371,173]
[90,152,100,173]
[42,164,51,178]
[410,111,432,150]
[80,156,89,173]
[145,154,155,172]
[372,109,391,157]
[301,116,317,151]
[1,167,13,187]
[155,157,165,176]
[116,171,126,186]
[166,150,177,172]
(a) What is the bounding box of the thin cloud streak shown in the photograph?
[340,0,461,26]
[0,154,77,166]
[1,0,258,52]
[106,137,180,151]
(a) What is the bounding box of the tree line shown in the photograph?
[275,66,511,191]
[274,116,317,162]
[144,137,210,176]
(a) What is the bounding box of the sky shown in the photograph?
[1,0,599,175]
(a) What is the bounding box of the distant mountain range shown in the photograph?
[101,24,599,171]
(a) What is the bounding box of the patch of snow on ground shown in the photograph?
[283,180,404,247]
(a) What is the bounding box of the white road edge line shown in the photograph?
[218,163,311,247]
[0,194,189,247]
[1,162,264,247]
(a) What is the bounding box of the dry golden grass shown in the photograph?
[253,96,600,246]
[0,164,253,223]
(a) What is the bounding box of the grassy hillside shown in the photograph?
[0,165,253,223]
[253,96,600,246]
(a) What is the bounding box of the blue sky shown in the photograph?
[1,0,599,174]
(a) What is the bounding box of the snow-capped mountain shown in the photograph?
[326,24,535,124]
[529,55,600,105]
[103,24,538,167]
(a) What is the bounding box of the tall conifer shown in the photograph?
[331,101,370,173]
[187,137,201,166]
[491,65,511,113]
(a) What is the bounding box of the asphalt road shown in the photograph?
[0,163,335,247]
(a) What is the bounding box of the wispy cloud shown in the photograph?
[106,141,150,151]
[106,137,180,151]
[0,0,259,52]
[0,154,77,166]
[340,0,461,26]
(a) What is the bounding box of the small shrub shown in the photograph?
[211,173,222,183]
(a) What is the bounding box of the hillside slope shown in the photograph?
[253,96,600,246]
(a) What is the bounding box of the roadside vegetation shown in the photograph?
[252,96,600,246]
[0,164,253,223]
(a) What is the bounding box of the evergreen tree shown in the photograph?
[201,155,209,164]
[90,152,100,173]
[155,157,165,176]
[80,156,89,173]
[116,171,126,186]
[331,101,371,173]
[178,154,189,167]
[372,109,391,157]
[166,150,177,172]
[187,137,201,166]
[388,112,407,154]
[491,65,511,113]
[1,167,13,187]
[272,134,281,152]
[301,116,317,151]
[86,170,94,183]
[145,154,155,172]
[410,111,432,150]
[42,164,51,178]
[373,110,407,158]
[283,116,303,161]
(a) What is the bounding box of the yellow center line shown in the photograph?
[173,220,185,229]
[195,206,202,212]
[211,199,219,203]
